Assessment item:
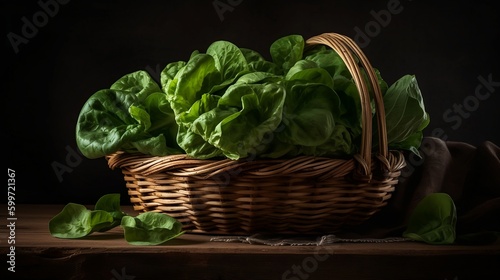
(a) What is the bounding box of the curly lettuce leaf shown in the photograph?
[176,93,224,159]
[76,72,181,158]
[110,70,162,101]
[76,34,430,161]
[169,53,222,116]
[270,34,304,75]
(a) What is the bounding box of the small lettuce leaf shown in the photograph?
[403,193,457,245]
[49,203,114,239]
[382,75,430,154]
[110,70,162,101]
[121,212,185,246]
[206,40,249,81]
[49,194,185,245]
[270,34,304,75]
[94,193,127,232]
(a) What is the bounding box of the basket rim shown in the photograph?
[106,149,406,181]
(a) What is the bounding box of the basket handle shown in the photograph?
[305,33,388,176]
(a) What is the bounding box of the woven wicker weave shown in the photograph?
[106,32,406,235]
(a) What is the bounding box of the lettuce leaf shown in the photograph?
[121,212,184,246]
[76,34,430,160]
[403,193,457,245]
[76,71,181,159]
[381,75,430,156]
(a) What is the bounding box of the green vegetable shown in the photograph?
[205,82,286,159]
[270,34,304,74]
[277,83,344,154]
[49,194,125,238]
[76,71,181,159]
[76,34,430,160]
[379,74,430,156]
[49,194,184,245]
[49,204,112,239]
[121,212,185,246]
[94,193,127,232]
[403,193,457,245]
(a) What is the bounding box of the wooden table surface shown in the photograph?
[1,204,499,280]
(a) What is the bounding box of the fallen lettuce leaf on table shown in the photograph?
[121,212,185,246]
[49,194,184,245]
[48,203,115,239]
[403,192,499,245]
[403,193,457,245]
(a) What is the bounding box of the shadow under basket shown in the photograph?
[105,32,407,235]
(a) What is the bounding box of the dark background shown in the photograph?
[4,0,500,205]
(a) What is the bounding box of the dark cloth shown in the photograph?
[339,137,500,239]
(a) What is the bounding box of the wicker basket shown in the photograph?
[106,32,406,235]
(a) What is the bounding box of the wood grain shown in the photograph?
[1,204,498,280]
